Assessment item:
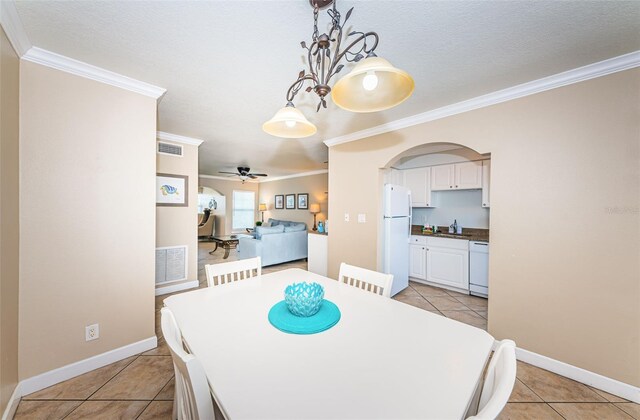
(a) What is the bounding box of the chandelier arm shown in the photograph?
[329,31,379,76]
[285,74,317,102]
[308,41,319,77]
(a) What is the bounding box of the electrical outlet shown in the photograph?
[85,324,99,341]
[344,213,350,222]
[358,213,366,223]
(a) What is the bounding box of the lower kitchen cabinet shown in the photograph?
[409,243,427,280]
[426,238,469,291]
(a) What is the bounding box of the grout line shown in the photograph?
[135,401,154,419]
[83,354,141,401]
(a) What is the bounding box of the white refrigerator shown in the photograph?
[383,184,411,296]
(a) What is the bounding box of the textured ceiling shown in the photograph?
[14,0,640,177]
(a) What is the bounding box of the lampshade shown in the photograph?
[331,56,414,113]
[309,203,320,214]
[262,104,317,138]
[259,203,267,212]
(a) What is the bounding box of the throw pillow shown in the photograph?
[284,223,307,233]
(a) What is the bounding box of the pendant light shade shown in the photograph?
[331,56,414,113]
[262,104,317,138]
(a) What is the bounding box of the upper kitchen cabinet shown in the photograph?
[431,161,482,191]
[482,160,491,208]
[404,167,433,207]
[389,168,404,186]
[430,165,455,191]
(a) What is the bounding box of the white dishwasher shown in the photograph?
[469,241,489,298]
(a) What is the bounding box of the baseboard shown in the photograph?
[491,341,640,403]
[19,336,157,396]
[155,279,199,296]
[1,382,21,420]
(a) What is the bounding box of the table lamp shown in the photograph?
[259,203,267,223]
[309,203,320,231]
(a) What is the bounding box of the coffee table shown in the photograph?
[209,234,250,259]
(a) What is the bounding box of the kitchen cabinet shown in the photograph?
[409,236,428,280]
[482,160,490,208]
[426,237,469,291]
[430,165,455,191]
[430,162,483,191]
[403,167,433,207]
[389,168,404,186]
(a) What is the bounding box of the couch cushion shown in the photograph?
[255,224,285,239]
[284,223,307,233]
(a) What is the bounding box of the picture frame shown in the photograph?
[285,194,296,209]
[275,195,284,209]
[297,193,309,210]
[156,173,188,207]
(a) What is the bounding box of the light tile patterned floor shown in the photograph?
[14,241,639,419]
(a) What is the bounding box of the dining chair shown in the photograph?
[467,339,517,420]
[205,257,261,287]
[338,262,394,298]
[161,307,216,420]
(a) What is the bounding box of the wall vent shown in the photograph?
[156,245,187,284]
[157,142,183,157]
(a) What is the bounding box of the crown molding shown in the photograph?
[157,131,204,146]
[199,174,258,183]
[259,169,328,183]
[22,47,167,100]
[0,1,32,56]
[324,50,640,147]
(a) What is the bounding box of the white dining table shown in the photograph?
[164,268,494,420]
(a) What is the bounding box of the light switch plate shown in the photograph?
[358,214,366,223]
[344,213,350,222]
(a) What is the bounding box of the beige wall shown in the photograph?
[156,143,199,284]
[259,173,328,228]
[19,61,157,379]
[198,177,258,235]
[0,27,20,413]
[328,69,640,386]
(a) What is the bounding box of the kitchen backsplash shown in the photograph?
[412,190,489,228]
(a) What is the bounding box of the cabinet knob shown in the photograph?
[455,185,459,188]
[426,203,429,206]
[449,185,452,188]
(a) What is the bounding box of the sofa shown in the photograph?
[238,219,308,266]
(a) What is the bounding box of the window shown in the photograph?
[232,190,255,231]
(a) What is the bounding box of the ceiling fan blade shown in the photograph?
[248,174,258,179]
[249,173,268,177]
[218,171,239,175]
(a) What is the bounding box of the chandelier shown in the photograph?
[263,0,415,139]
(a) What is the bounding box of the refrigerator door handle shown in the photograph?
[408,191,412,240]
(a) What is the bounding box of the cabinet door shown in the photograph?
[482,160,490,208]
[390,168,404,186]
[426,246,469,290]
[409,244,427,280]
[431,165,454,191]
[454,161,483,189]
[404,168,428,207]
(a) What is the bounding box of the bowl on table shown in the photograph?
[284,282,325,317]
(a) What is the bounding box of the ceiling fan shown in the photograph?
[219,167,268,183]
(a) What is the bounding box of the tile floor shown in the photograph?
[14,241,639,419]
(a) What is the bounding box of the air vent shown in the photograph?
[157,142,183,157]
[155,246,187,284]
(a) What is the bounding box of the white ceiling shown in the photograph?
[14,0,640,177]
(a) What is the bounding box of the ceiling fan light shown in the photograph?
[262,104,317,138]
[331,56,415,113]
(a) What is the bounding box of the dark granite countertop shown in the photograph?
[411,225,489,243]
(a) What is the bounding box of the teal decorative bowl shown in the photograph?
[284,282,325,317]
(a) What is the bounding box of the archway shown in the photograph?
[380,141,491,329]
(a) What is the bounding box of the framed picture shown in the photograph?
[275,195,284,209]
[156,173,188,207]
[297,193,309,210]
[285,194,296,209]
